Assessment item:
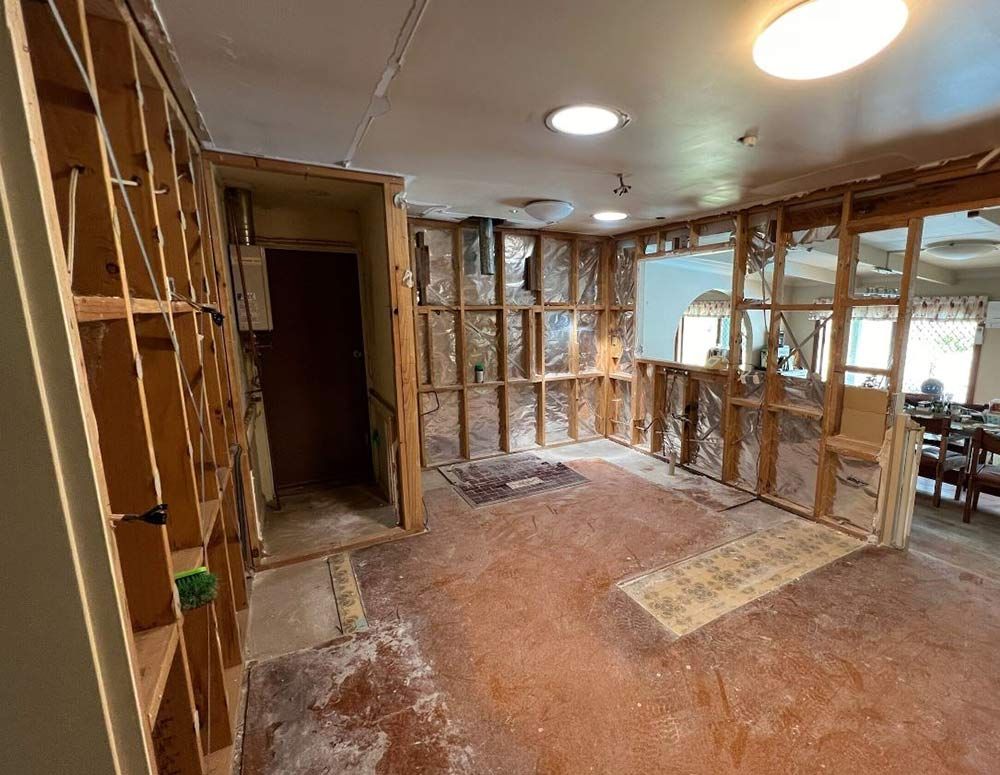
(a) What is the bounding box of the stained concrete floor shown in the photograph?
[261,482,402,566]
[241,443,1000,774]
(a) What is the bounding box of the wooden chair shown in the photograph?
[913,415,967,507]
[962,428,1000,523]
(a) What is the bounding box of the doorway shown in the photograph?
[259,249,372,490]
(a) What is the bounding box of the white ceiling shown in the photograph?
[158,0,1000,234]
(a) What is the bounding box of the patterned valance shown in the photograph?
[684,299,732,318]
[808,295,988,322]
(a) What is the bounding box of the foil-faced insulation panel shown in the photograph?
[578,242,602,304]
[610,378,633,442]
[504,233,537,306]
[829,454,881,531]
[657,370,687,461]
[773,413,822,508]
[614,244,637,306]
[464,311,499,383]
[577,311,602,373]
[467,386,503,458]
[462,227,498,305]
[428,310,459,385]
[612,310,635,376]
[421,227,458,305]
[508,382,540,450]
[544,310,573,375]
[545,380,572,443]
[419,390,461,465]
[577,377,602,438]
[542,238,572,304]
[688,380,725,479]
[506,310,529,379]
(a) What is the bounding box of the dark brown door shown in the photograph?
[258,250,372,490]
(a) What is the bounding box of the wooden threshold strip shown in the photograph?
[132,621,179,725]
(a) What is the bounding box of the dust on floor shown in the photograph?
[242,458,1000,774]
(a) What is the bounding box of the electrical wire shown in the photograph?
[66,165,81,277]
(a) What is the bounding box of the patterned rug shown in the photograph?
[441,453,588,507]
[619,518,863,637]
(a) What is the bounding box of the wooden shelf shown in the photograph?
[133,622,179,725]
[171,546,204,574]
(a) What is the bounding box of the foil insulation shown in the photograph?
[614,243,637,305]
[732,405,762,490]
[467,386,502,458]
[544,310,573,375]
[464,311,499,383]
[578,242,601,304]
[508,383,540,450]
[421,227,458,305]
[773,413,822,508]
[577,312,601,373]
[504,233,537,306]
[419,390,461,464]
[688,380,725,479]
[545,380,572,443]
[634,364,654,449]
[506,311,529,379]
[462,227,498,304]
[542,238,572,304]
[428,311,459,385]
[657,369,687,460]
[578,378,602,438]
[829,454,881,531]
[613,311,635,375]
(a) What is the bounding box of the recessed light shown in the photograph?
[753,0,908,80]
[545,105,629,136]
[593,211,628,222]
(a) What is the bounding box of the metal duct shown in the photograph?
[414,230,431,303]
[226,187,256,246]
[476,217,496,275]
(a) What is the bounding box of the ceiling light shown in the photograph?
[924,239,1000,262]
[524,200,575,223]
[753,0,909,80]
[593,211,628,222]
[545,105,629,136]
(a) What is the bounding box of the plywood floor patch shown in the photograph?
[619,519,863,637]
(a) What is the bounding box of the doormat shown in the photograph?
[327,553,368,634]
[619,518,863,638]
[440,453,588,507]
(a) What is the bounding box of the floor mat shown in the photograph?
[328,553,368,634]
[619,518,863,637]
[440,453,588,507]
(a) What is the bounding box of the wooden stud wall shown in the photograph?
[19,0,248,771]
[410,220,610,466]
[604,151,1000,534]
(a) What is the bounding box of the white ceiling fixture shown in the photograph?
[593,211,628,222]
[524,200,575,223]
[753,0,909,81]
[545,104,630,136]
[924,239,1000,262]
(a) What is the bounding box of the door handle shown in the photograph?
[353,350,362,359]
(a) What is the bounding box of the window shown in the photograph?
[678,315,724,365]
[844,318,895,386]
[902,319,978,402]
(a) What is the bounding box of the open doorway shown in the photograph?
[214,163,418,567]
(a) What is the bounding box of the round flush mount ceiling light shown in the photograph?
[593,211,628,222]
[753,0,909,80]
[545,104,630,136]
[924,239,1000,262]
[524,200,575,223]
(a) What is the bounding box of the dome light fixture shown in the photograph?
[545,104,630,136]
[523,200,575,223]
[753,0,909,80]
[593,211,628,222]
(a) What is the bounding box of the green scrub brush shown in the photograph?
[174,566,218,611]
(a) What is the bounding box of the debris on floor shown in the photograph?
[440,452,588,507]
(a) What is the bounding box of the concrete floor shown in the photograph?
[240,442,1000,774]
[261,482,402,566]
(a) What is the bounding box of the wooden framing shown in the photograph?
[604,153,1000,536]
[15,0,248,770]
[409,219,609,465]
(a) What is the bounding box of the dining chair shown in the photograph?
[912,415,967,507]
[962,428,1000,523]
